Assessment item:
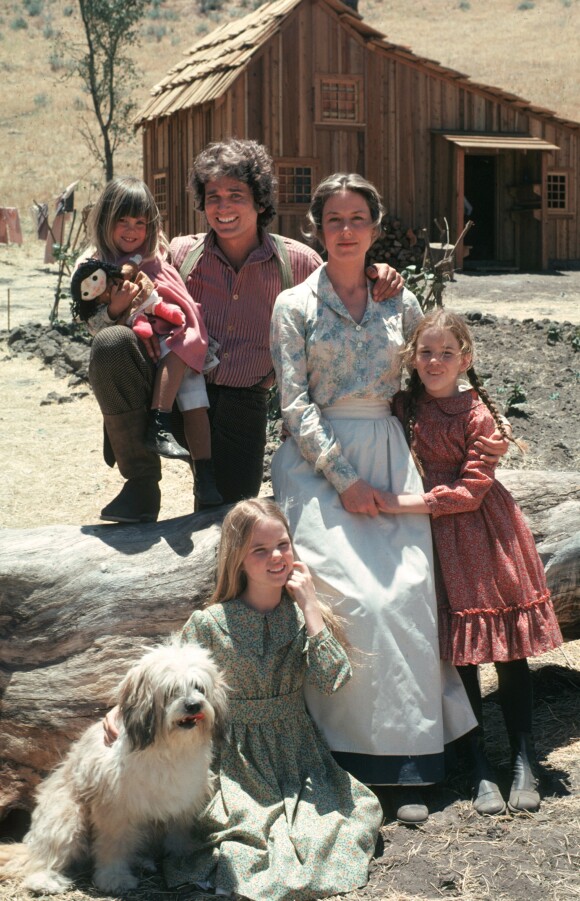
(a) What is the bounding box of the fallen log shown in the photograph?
[0,472,578,819]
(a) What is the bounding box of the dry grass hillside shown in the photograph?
[1,0,579,242]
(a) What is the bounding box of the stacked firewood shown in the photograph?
[368,216,426,269]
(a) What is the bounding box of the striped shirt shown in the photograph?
[170,230,322,389]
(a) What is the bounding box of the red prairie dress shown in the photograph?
[393,388,563,666]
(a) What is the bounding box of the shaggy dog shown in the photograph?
[0,641,228,895]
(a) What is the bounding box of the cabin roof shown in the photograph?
[134,0,580,131]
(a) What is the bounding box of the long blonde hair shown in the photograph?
[87,176,168,263]
[209,499,350,651]
[400,310,521,477]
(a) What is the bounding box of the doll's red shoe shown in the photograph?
[151,300,185,327]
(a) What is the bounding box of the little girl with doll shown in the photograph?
[73,176,222,513]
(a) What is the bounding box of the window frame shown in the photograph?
[546,170,573,216]
[314,75,365,127]
[152,171,169,225]
[275,159,318,212]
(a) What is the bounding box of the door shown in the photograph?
[464,155,497,264]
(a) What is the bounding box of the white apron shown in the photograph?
[272,401,476,784]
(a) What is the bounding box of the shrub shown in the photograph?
[24,0,43,16]
[144,22,167,40]
[49,51,67,72]
[199,0,223,11]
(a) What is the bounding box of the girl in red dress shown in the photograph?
[384,310,562,816]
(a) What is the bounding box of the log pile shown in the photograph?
[369,216,426,269]
[0,472,578,820]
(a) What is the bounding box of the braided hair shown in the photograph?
[400,310,521,472]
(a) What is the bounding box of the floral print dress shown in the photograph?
[163,595,383,901]
[392,388,563,665]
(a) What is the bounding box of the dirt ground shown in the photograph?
[1,245,579,901]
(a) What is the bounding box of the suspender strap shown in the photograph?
[178,233,294,291]
[269,233,294,292]
[178,236,206,283]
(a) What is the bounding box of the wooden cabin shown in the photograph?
[135,0,580,271]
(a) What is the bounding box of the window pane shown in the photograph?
[320,80,358,121]
[278,166,313,204]
[153,174,168,216]
[547,173,567,210]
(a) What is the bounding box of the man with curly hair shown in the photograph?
[89,138,402,521]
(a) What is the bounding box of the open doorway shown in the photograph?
[464,155,496,265]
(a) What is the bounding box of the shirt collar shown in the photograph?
[205,594,304,656]
[204,228,279,270]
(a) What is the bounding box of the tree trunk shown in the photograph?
[1,473,578,819]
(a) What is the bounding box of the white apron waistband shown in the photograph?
[322,399,391,420]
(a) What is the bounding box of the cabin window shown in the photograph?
[153,172,168,218]
[546,172,568,212]
[315,76,364,125]
[277,163,315,206]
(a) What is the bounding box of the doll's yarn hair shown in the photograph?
[209,498,351,653]
[399,309,518,478]
[86,176,167,263]
[70,258,124,322]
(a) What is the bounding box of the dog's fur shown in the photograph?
[0,641,227,895]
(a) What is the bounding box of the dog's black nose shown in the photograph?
[184,700,202,714]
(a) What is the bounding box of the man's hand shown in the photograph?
[367,263,404,302]
[139,332,161,363]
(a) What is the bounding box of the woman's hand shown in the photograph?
[339,479,385,517]
[367,263,404,302]
[103,705,121,747]
[286,561,325,635]
[474,429,511,464]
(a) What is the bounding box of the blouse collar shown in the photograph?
[206,594,304,656]
[305,264,374,324]
[420,387,478,415]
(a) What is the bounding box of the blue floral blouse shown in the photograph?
[270,264,423,494]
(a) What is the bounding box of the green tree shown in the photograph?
[70,0,157,180]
